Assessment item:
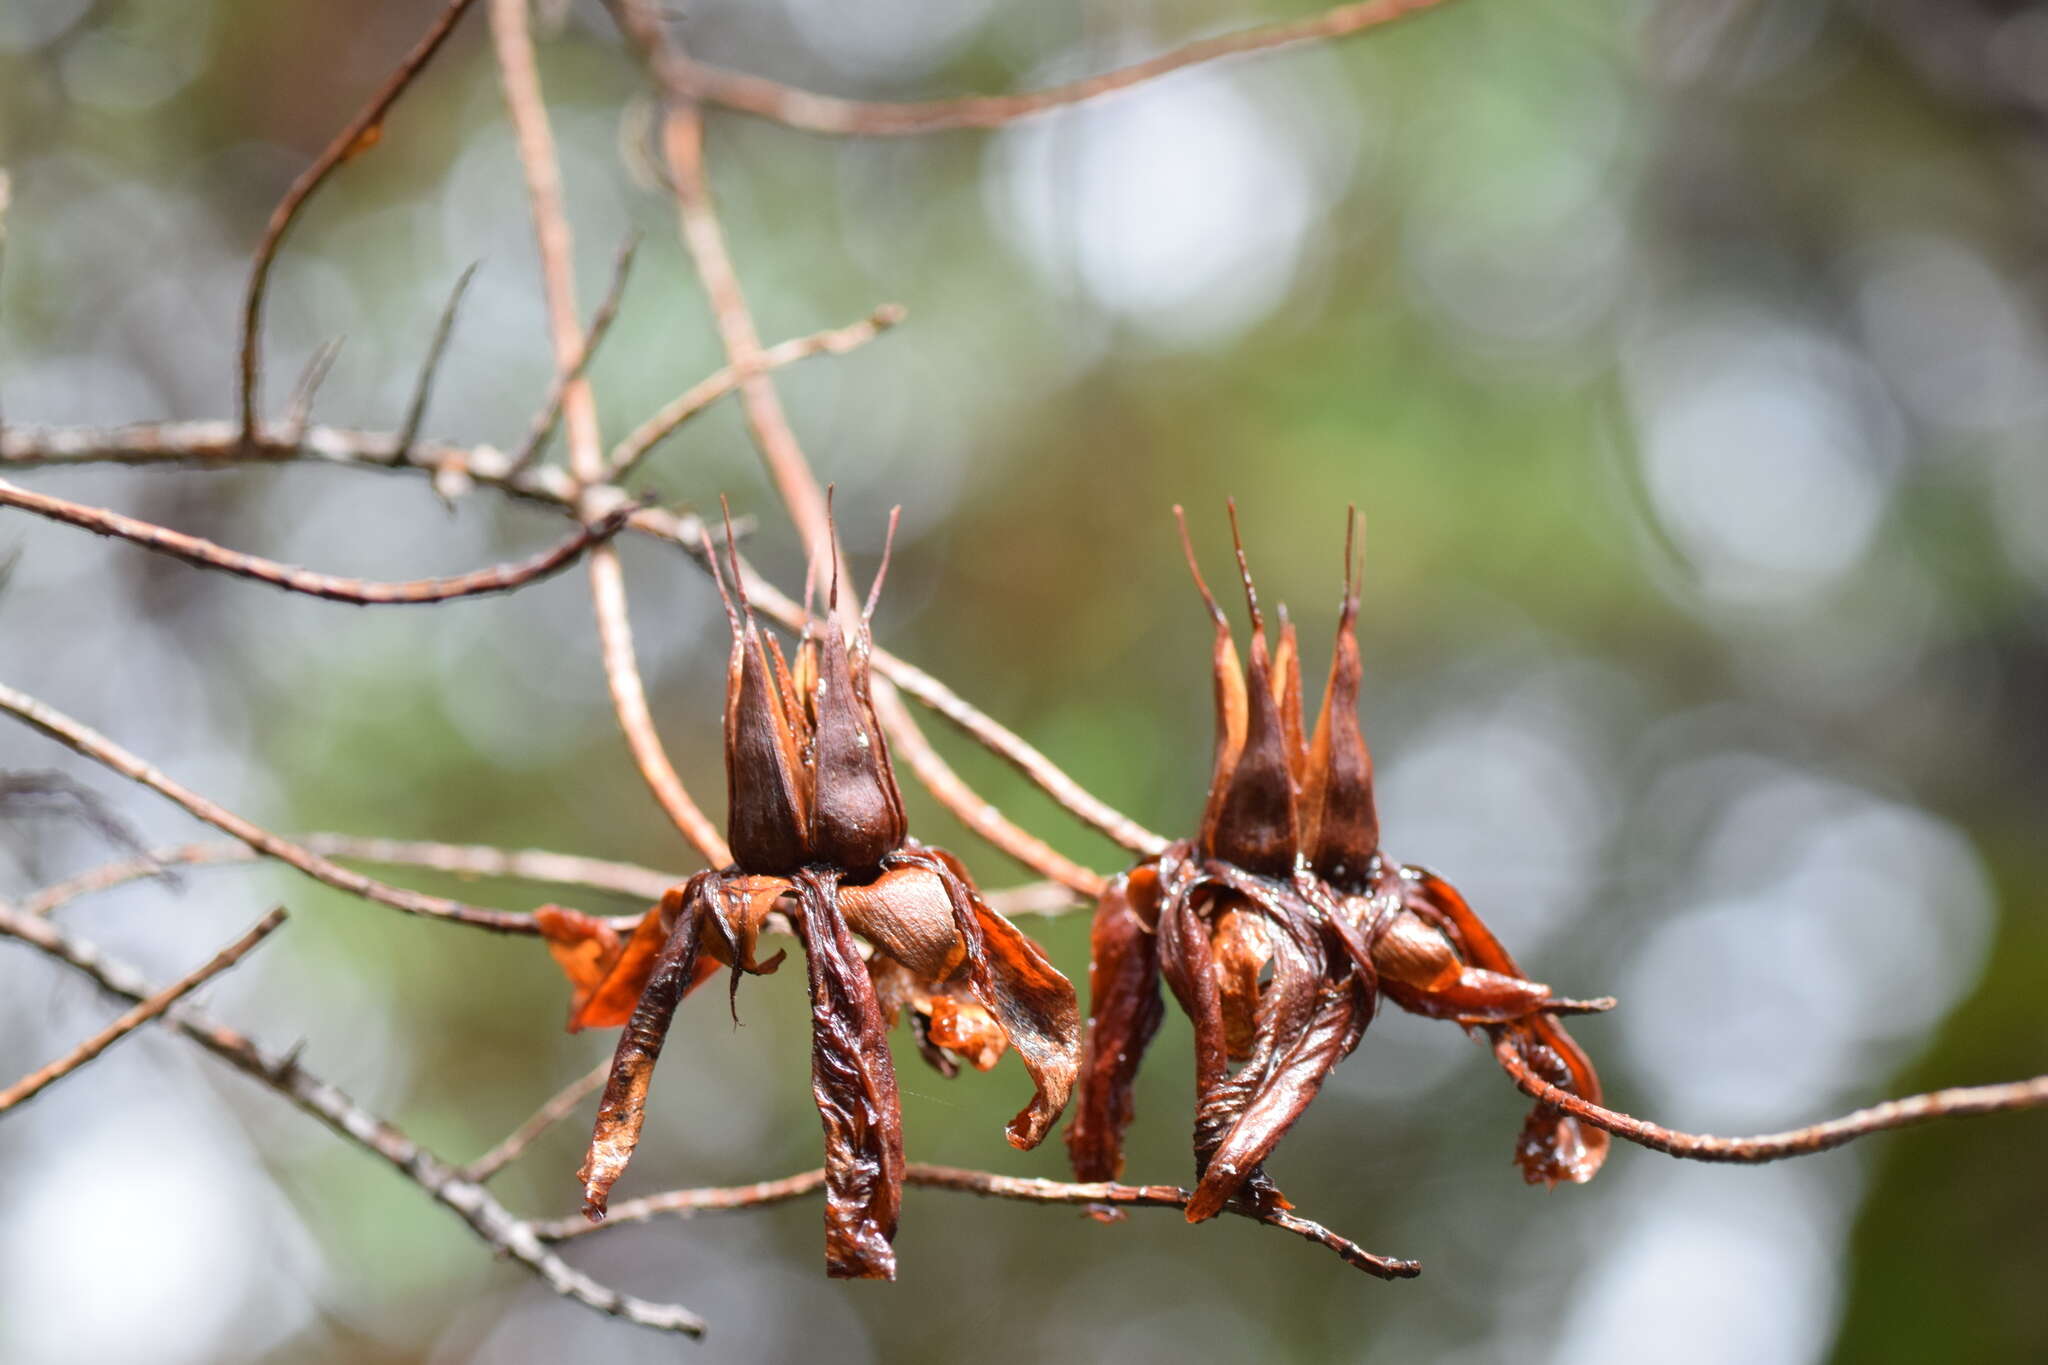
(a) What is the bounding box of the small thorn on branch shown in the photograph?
[504,233,640,480]
[395,260,482,466]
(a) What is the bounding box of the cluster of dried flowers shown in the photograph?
[540,502,1616,1278]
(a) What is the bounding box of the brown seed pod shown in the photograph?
[1065,504,1611,1226]
[545,498,1080,1280]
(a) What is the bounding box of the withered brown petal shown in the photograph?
[792,871,905,1280]
[922,846,1081,1151]
[579,879,708,1218]
[1186,972,1369,1223]
[805,619,907,872]
[1064,865,1166,1187]
[535,904,620,1024]
[1180,884,1325,1218]
[1212,905,1274,1062]
[1405,868,1608,1184]
[1158,872,1230,1103]
[836,862,963,982]
[926,995,1007,1071]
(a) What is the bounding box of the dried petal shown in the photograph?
[1187,973,1368,1223]
[541,894,719,1032]
[793,871,904,1280]
[922,846,1081,1150]
[1213,903,1278,1062]
[579,878,707,1218]
[926,995,1006,1071]
[1064,865,1165,1187]
[837,862,963,981]
[1404,868,1608,1184]
[535,904,620,1021]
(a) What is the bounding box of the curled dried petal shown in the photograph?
[792,871,904,1280]
[927,995,1006,1071]
[579,878,708,1218]
[837,862,963,981]
[1187,974,1368,1223]
[920,846,1081,1150]
[1064,865,1166,1187]
[1404,867,1608,1184]
[1213,905,1274,1061]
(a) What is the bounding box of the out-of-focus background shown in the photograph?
[3,0,2046,1360]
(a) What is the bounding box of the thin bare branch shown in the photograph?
[0,682,550,933]
[610,4,1129,891]
[981,879,1084,917]
[640,0,1456,137]
[0,903,704,1336]
[606,303,905,482]
[1490,1034,2048,1165]
[463,1058,613,1182]
[586,545,733,864]
[504,234,640,479]
[871,681,1108,895]
[21,834,673,919]
[395,261,481,464]
[535,1161,1418,1280]
[0,475,638,605]
[238,0,481,441]
[492,0,730,868]
[1,418,1165,866]
[534,1168,828,1238]
[864,647,1166,858]
[0,906,286,1113]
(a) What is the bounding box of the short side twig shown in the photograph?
[238,0,480,441]
[1491,1035,2048,1164]
[0,476,637,606]
[605,303,905,482]
[394,261,481,464]
[462,1058,613,1182]
[21,834,672,920]
[532,1161,1419,1280]
[503,234,640,479]
[646,0,1457,137]
[0,905,286,1114]
[0,682,547,933]
[0,903,704,1336]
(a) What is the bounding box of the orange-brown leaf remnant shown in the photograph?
[547,502,1080,1279]
[1066,505,1611,1226]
